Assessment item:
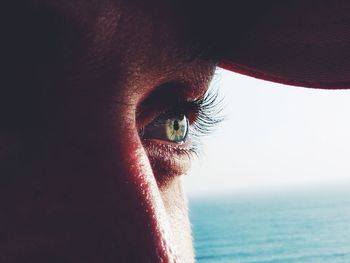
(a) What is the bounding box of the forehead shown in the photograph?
[4,0,214,89]
[29,1,202,60]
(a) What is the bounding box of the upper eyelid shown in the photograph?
[136,81,204,129]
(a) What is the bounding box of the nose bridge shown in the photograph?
[121,136,175,262]
[109,121,179,262]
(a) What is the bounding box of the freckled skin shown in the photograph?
[0,0,215,262]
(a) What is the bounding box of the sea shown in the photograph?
[189,188,350,263]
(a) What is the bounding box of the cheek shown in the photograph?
[0,101,193,262]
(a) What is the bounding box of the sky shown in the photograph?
[184,68,350,197]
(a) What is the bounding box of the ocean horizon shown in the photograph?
[189,188,350,263]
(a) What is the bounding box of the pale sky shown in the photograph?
[184,68,350,197]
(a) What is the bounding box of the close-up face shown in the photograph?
[0,0,217,262]
[2,0,350,262]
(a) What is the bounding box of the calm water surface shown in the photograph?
[190,190,350,263]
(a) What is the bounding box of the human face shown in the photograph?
[0,1,216,262]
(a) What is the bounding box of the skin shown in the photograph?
[0,0,216,262]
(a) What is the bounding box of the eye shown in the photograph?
[140,113,189,143]
[137,81,224,161]
[137,84,223,182]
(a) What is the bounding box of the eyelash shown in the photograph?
[165,88,223,154]
[189,89,223,136]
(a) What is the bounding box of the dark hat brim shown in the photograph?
[212,0,350,89]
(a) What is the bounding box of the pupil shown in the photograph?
[173,120,179,131]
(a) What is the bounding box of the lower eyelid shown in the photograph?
[141,139,194,186]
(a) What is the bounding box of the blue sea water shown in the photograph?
[189,189,350,263]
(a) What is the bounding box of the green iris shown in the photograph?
[140,113,189,143]
[165,115,188,142]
